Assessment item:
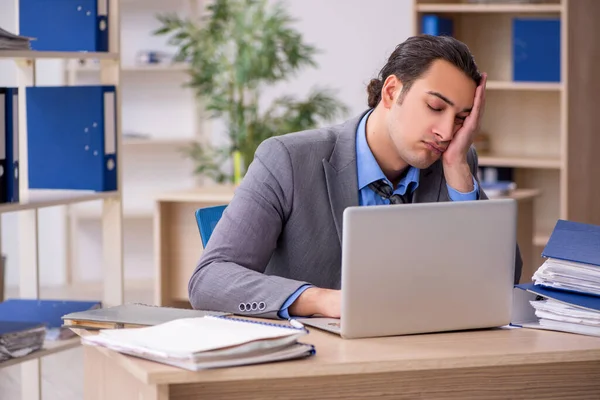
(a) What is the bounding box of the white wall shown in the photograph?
[1,0,414,288]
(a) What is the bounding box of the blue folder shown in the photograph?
[542,219,600,267]
[516,282,600,313]
[0,89,6,203]
[421,15,453,36]
[19,0,109,52]
[512,18,561,82]
[0,88,19,204]
[27,86,118,192]
[0,299,101,330]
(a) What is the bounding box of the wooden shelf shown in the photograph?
[72,205,154,220]
[416,3,562,13]
[0,337,80,369]
[486,81,562,91]
[0,50,119,60]
[0,190,119,214]
[122,138,194,147]
[67,63,189,73]
[533,233,551,247]
[477,155,562,169]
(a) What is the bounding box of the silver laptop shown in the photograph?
[296,199,517,339]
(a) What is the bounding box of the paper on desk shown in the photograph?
[81,316,314,370]
[82,316,307,358]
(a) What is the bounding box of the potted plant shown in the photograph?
[154,0,349,184]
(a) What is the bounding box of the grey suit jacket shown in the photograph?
[189,110,523,319]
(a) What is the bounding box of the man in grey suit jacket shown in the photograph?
[189,35,523,319]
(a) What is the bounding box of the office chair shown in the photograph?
[195,205,227,247]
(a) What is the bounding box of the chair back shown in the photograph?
[195,205,227,247]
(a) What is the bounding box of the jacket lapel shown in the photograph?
[413,161,445,203]
[322,114,363,244]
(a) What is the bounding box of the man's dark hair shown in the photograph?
[367,35,481,108]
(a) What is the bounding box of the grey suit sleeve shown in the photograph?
[188,137,310,319]
[467,146,523,284]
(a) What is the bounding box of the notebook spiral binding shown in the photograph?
[213,315,309,333]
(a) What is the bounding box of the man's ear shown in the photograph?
[381,75,403,109]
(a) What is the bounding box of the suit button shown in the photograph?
[258,302,266,310]
[238,303,246,312]
[245,303,252,311]
[251,302,258,310]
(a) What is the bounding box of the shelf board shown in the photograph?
[69,64,189,73]
[0,50,119,60]
[477,154,562,169]
[0,190,119,214]
[486,81,562,91]
[0,337,80,369]
[416,3,562,13]
[73,206,154,220]
[534,233,551,247]
[123,138,194,147]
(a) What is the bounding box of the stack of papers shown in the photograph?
[0,26,34,50]
[530,297,600,337]
[81,316,315,371]
[533,258,600,296]
[515,219,600,337]
[0,321,46,362]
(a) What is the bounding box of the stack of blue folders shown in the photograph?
[515,220,600,337]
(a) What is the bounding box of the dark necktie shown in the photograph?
[368,179,412,204]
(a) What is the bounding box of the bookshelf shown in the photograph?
[413,0,600,276]
[59,0,202,288]
[0,0,124,398]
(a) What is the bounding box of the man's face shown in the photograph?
[383,59,477,169]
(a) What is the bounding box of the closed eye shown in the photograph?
[427,104,442,112]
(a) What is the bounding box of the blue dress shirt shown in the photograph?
[278,109,479,319]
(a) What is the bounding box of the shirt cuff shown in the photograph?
[277,284,313,319]
[447,176,479,201]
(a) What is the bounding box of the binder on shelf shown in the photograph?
[0,87,19,204]
[512,18,561,82]
[0,298,101,341]
[19,0,109,52]
[421,15,453,36]
[27,86,118,192]
[0,89,6,203]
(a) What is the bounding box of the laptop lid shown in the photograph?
[339,198,517,339]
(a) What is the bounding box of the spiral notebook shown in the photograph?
[81,316,315,371]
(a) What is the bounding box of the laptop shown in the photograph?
[296,198,517,339]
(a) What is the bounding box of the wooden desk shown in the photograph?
[154,186,540,307]
[83,326,600,399]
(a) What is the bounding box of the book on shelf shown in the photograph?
[513,219,600,337]
[81,315,315,371]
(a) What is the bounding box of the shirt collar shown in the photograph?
[355,109,420,195]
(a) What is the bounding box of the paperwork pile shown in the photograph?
[515,219,600,337]
[0,26,33,50]
[82,316,315,371]
[0,322,46,362]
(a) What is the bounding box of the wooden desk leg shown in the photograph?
[516,199,535,283]
[84,346,168,400]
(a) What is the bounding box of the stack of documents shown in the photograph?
[82,316,315,371]
[0,321,46,362]
[515,219,600,337]
[0,26,33,50]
